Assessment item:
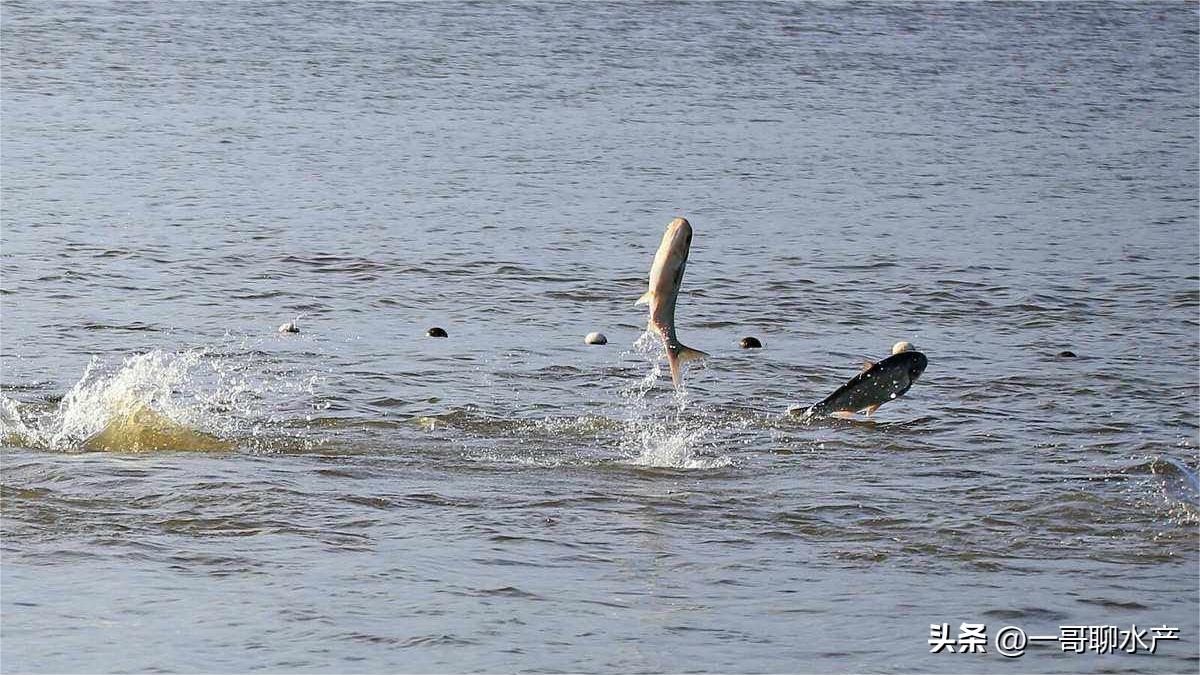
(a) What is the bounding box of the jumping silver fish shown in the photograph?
[635,217,708,388]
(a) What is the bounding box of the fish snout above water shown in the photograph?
[635,217,708,388]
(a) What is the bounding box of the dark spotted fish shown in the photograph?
[798,349,928,419]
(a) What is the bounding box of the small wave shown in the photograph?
[80,321,159,332]
[411,407,624,437]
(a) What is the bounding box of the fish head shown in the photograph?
[664,217,693,250]
[904,351,928,382]
[648,217,695,296]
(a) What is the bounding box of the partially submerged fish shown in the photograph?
[636,217,708,388]
[797,342,928,419]
[1151,456,1200,508]
[81,403,231,452]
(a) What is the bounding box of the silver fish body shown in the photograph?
[635,217,708,388]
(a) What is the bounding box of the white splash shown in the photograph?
[54,351,199,448]
[627,420,732,470]
[616,330,731,470]
[0,348,325,453]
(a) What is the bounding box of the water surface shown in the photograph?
[2,2,1197,672]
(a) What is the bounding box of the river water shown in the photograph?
[2,2,1197,673]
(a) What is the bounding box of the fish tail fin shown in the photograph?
[634,291,654,307]
[802,402,831,419]
[666,344,708,389]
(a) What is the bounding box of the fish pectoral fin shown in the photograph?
[634,291,655,307]
[675,346,708,363]
[864,404,881,417]
[861,360,876,372]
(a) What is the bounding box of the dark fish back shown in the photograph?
[806,351,926,417]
